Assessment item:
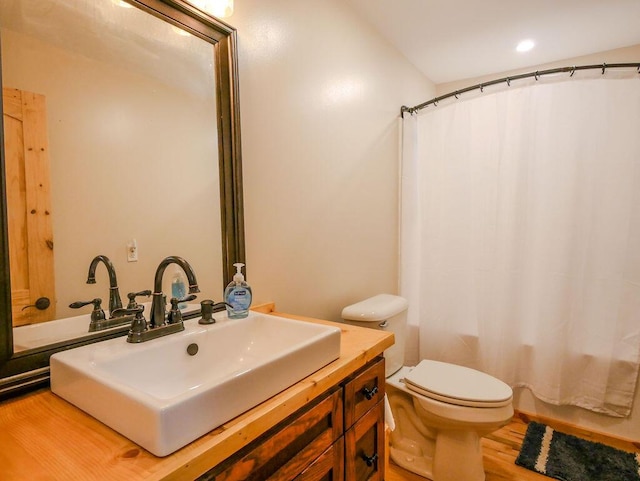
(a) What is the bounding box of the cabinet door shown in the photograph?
[295,437,344,481]
[345,400,385,481]
[204,388,343,481]
[344,358,385,429]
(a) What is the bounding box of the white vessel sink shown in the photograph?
[50,311,341,456]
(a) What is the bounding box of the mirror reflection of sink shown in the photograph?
[13,312,95,352]
[13,303,199,351]
[50,312,341,456]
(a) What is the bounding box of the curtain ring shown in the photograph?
[454,91,459,99]
[602,63,607,74]
[535,71,539,81]
[506,78,511,86]
[480,84,484,92]
[570,66,576,77]
[433,100,438,106]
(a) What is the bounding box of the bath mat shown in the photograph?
[515,421,640,481]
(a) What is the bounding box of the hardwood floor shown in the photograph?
[385,411,640,481]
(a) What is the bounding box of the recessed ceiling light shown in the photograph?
[516,39,535,53]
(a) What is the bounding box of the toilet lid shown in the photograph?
[403,360,513,408]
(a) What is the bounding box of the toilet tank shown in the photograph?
[341,294,408,377]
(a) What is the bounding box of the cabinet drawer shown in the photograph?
[345,400,385,481]
[203,388,343,481]
[344,357,385,429]
[295,437,344,481]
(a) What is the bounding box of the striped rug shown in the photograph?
[515,421,640,481]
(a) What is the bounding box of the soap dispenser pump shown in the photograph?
[224,263,252,319]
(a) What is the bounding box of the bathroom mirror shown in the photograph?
[0,0,244,396]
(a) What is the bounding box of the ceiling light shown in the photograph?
[172,25,192,37]
[189,0,234,18]
[516,39,535,53]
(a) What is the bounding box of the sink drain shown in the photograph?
[187,343,199,356]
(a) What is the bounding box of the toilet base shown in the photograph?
[432,430,485,481]
[390,444,434,479]
[389,428,486,481]
[388,384,436,478]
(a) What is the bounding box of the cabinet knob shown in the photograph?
[362,452,378,467]
[361,385,378,400]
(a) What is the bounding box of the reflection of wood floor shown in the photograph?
[386,412,640,481]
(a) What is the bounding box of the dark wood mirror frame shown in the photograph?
[0,0,245,398]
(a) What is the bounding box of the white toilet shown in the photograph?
[342,294,513,481]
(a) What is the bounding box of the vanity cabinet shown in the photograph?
[0,309,395,480]
[200,357,386,481]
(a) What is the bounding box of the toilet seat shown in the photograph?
[404,360,513,408]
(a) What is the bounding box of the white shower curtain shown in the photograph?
[400,75,640,416]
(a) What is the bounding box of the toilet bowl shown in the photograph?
[342,294,514,481]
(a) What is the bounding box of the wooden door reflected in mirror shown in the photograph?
[3,87,55,327]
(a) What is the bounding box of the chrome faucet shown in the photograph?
[149,256,200,329]
[87,255,123,314]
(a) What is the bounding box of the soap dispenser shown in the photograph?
[224,263,252,319]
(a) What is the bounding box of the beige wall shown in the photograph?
[232,0,434,321]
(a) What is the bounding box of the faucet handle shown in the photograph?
[168,294,197,324]
[70,298,106,323]
[126,290,152,309]
[110,305,145,318]
[116,305,149,341]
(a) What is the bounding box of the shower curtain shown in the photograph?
[400,75,640,416]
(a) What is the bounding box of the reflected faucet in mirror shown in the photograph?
[87,255,123,313]
[69,296,135,333]
[69,298,105,332]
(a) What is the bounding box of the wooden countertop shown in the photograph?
[0,304,394,480]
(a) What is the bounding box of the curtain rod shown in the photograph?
[400,62,640,116]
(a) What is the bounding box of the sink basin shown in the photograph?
[50,311,341,456]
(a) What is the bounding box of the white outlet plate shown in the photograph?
[127,239,138,262]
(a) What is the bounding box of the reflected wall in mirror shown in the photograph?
[0,0,244,395]
[3,0,222,331]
